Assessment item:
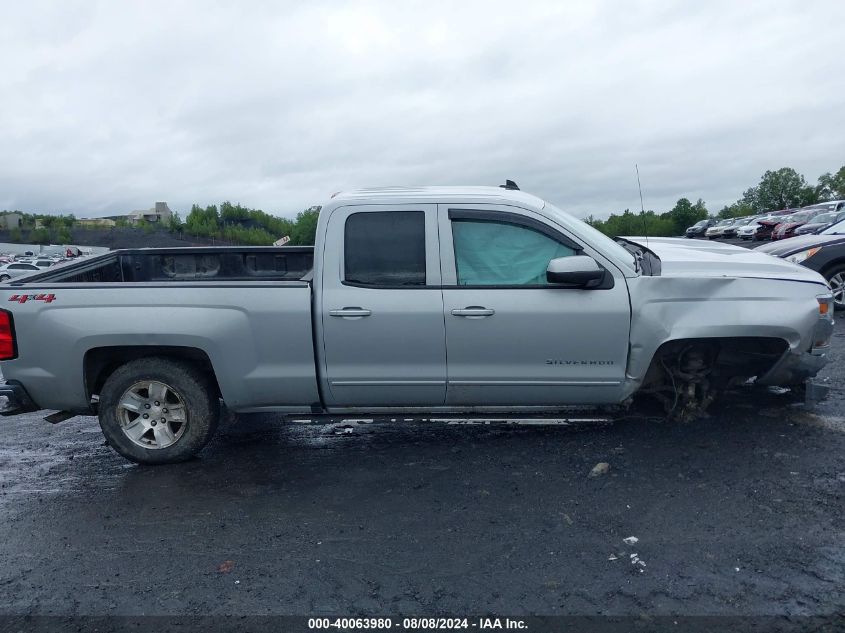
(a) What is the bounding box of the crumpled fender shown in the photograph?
[623,275,827,397]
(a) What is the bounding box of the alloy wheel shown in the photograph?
[115,380,188,449]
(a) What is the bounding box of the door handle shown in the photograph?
[451,307,495,318]
[329,307,372,317]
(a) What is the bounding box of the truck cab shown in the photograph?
[315,188,634,409]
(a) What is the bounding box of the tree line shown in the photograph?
[0,203,322,246]
[4,164,844,245]
[182,201,320,245]
[587,164,845,237]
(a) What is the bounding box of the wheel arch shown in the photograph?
[84,346,222,406]
[817,257,845,279]
[638,336,790,390]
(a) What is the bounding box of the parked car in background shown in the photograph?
[771,210,824,241]
[722,216,756,238]
[795,210,845,236]
[705,218,736,239]
[685,219,715,238]
[33,260,56,269]
[753,210,797,241]
[738,216,772,240]
[0,262,41,281]
[757,217,845,310]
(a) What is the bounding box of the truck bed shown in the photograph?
[14,246,315,285]
[3,246,320,413]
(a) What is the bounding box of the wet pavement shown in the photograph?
[0,321,843,617]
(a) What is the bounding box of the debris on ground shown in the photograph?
[630,553,646,572]
[217,560,235,574]
[623,536,639,546]
[588,462,610,477]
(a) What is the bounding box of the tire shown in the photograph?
[824,264,845,312]
[0,275,10,281]
[98,357,220,464]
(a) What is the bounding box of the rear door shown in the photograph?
[438,204,631,406]
[319,205,447,406]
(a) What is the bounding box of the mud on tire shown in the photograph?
[98,357,219,464]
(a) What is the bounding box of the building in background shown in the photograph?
[127,202,173,224]
[0,213,23,230]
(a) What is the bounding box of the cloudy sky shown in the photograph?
[1,0,843,220]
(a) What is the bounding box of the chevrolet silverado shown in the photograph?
[0,186,834,463]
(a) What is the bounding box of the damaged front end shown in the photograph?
[638,338,792,421]
[626,276,834,421]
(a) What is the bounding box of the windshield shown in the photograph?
[790,212,812,223]
[810,212,835,224]
[822,218,845,235]
[693,220,708,227]
[548,203,636,270]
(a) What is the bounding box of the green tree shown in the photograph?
[29,228,51,244]
[168,211,183,232]
[588,209,675,238]
[665,197,707,234]
[136,219,156,234]
[747,168,816,211]
[56,226,72,243]
[817,166,845,201]
[717,201,755,219]
[220,201,250,224]
[290,206,321,245]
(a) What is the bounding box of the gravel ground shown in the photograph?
[0,321,843,620]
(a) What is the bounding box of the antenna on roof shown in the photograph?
[499,179,520,190]
[635,164,649,249]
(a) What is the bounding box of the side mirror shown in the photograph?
[546,256,604,287]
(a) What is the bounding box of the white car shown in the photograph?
[0,262,41,281]
[738,215,779,240]
[737,217,769,239]
[705,218,736,239]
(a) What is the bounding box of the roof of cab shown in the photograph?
[327,186,546,211]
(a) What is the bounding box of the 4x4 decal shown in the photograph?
[8,294,56,304]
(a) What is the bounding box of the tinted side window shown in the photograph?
[345,211,426,286]
[452,219,576,286]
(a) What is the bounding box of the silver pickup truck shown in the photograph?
[0,186,835,464]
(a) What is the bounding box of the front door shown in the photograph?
[438,205,631,406]
[319,204,446,407]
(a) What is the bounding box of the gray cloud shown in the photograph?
[1,0,843,220]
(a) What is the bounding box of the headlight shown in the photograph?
[786,247,821,264]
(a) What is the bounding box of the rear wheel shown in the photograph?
[825,264,845,311]
[98,357,219,464]
[0,275,10,281]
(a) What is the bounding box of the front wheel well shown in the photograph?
[819,259,845,279]
[637,337,790,420]
[84,346,222,406]
[641,336,789,390]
